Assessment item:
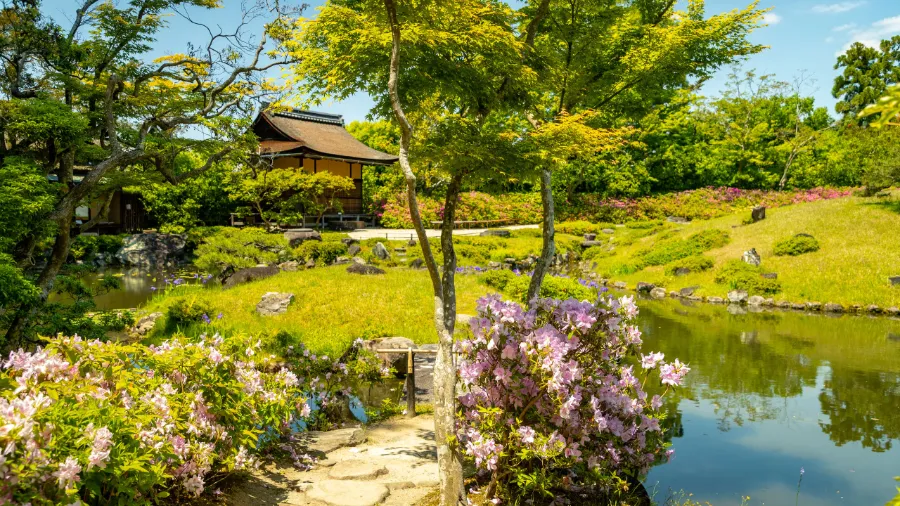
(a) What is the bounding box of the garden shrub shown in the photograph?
[625,220,662,229]
[457,294,687,502]
[605,260,647,276]
[70,234,126,261]
[773,234,820,256]
[664,255,714,276]
[511,228,542,238]
[555,221,615,236]
[638,229,730,267]
[555,235,584,254]
[293,241,348,265]
[582,246,615,261]
[714,260,782,294]
[166,297,215,330]
[481,269,516,292]
[480,271,595,303]
[687,229,730,250]
[0,333,382,505]
[194,228,287,276]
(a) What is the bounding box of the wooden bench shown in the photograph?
[428,219,510,230]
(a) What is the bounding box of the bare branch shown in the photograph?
[68,0,103,43]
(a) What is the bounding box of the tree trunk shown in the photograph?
[527,167,555,303]
[4,213,73,346]
[382,0,466,503]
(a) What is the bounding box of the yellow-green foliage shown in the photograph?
[555,220,615,236]
[585,192,900,306]
[714,260,782,295]
[194,228,287,275]
[144,266,490,355]
[583,246,615,261]
[479,270,594,302]
[773,234,820,256]
[293,240,348,265]
[637,229,730,267]
[664,255,714,276]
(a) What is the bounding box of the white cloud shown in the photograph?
[762,12,782,25]
[836,15,900,55]
[832,23,857,32]
[812,1,867,14]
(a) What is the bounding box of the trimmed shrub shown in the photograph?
[194,228,287,276]
[555,221,615,236]
[638,229,730,267]
[773,234,820,256]
[582,246,615,261]
[625,220,662,229]
[480,271,595,303]
[688,229,730,250]
[293,241,348,265]
[714,260,782,294]
[165,297,214,330]
[664,255,714,276]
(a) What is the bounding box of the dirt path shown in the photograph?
[220,416,439,506]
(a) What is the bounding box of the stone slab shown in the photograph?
[328,460,388,480]
[299,428,366,455]
[306,480,389,506]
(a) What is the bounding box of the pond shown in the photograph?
[53,268,209,310]
[638,297,900,506]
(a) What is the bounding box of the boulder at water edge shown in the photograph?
[650,287,667,299]
[751,206,766,223]
[256,292,294,316]
[223,266,280,289]
[727,290,749,304]
[824,303,844,313]
[636,282,655,293]
[116,233,187,268]
[130,312,163,337]
[748,295,765,306]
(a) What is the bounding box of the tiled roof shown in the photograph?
[253,108,399,166]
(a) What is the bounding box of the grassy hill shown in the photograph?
[589,191,900,308]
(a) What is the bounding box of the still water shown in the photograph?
[638,298,900,506]
[55,268,207,310]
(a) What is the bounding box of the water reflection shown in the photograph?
[637,298,900,505]
[51,268,208,310]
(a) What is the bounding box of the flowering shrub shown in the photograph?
[0,333,381,505]
[456,294,688,502]
[378,187,852,229]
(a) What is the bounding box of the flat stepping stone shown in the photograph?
[306,480,389,506]
[329,459,388,480]
[299,428,366,454]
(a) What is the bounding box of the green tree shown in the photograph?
[0,0,298,346]
[833,36,900,124]
[346,120,405,212]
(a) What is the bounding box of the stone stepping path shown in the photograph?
[220,416,438,506]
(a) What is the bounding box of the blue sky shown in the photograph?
[42,0,900,122]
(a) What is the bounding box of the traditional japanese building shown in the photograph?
[252,108,398,221]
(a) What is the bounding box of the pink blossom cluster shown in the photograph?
[0,333,381,505]
[456,294,688,500]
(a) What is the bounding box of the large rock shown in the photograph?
[279,261,300,272]
[130,312,163,337]
[742,248,761,267]
[583,233,597,241]
[223,266,279,289]
[480,229,511,238]
[707,296,725,304]
[673,267,691,276]
[751,206,766,223]
[636,282,655,293]
[409,258,425,269]
[347,263,385,275]
[650,287,667,299]
[667,216,690,224]
[299,428,366,455]
[748,295,765,306]
[348,244,361,256]
[256,292,294,316]
[866,304,882,314]
[727,290,749,304]
[306,480,389,506]
[613,281,627,290]
[116,233,187,268]
[823,303,844,313]
[601,228,615,234]
[806,301,822,311]
[372,242,390,260]
[761,272,778,279]
[679,286,699,297]
[284,229,321,248]
[582,240,604,248]
[341,237,359,246]
[890,276,900,286]
[886,307,900,316]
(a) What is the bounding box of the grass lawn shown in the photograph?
[142,265,491,355]
[590,191,900,307]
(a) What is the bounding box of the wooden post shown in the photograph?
[406,347,416,418]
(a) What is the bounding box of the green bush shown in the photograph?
[773,234,820,256]
[638,229,730,267]
[511,228,542,238]
[582,246,615,261]
[714,260,782,294]
[555,220,615,236]
[664,255,714,276]
[481,269,516,292]
[293,240,348,265]
[70,234,126,260]
[166,297,214,330]
[480,270,594,302]
[194,227,287,275]
[625,220,662,229]
[556,235,584,254]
